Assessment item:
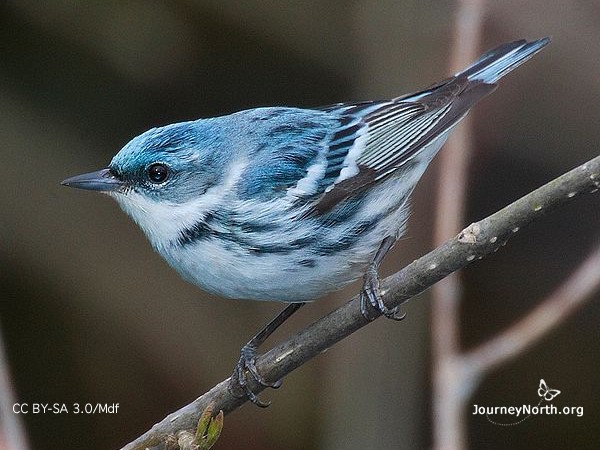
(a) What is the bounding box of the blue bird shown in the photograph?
[62,38,549,405]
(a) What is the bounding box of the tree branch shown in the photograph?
[120,154,600,450]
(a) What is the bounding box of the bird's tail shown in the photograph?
[458,38,550,84]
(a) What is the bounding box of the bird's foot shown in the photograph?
[360,265,406,321]
[228,343,281,408]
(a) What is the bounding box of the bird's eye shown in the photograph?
[147,163,169,183]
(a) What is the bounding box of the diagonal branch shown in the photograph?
[120,154,600,450]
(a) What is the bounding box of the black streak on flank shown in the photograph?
[247,244,292,256]
[298,259,316,268]
[176,212,234,247]
[177,210,283,246]
[239,221,279,234]
[314,218,379,256]
[176,213,305,256]
[177,219,215,246]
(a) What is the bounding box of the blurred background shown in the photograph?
[1,1,599,449]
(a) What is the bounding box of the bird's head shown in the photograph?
[62,120,229,243]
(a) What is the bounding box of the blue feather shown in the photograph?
[235,108,334,199]
[63,38,549,303]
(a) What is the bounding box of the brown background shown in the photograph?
[1,1,599,449]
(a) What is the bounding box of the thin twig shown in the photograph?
[0,320,31,450]
[431,1,485,449]
[119,155,600,450]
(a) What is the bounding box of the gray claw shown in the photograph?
[360,266,406,321]
[228,345,278,408]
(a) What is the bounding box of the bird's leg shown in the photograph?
[229,302,304,407]
[360,236,406,321]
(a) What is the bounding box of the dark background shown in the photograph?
[1,1,599,449]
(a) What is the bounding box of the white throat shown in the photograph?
[111,160,247,249]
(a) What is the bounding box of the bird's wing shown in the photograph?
[308,38,548,214]
[236,79,491,212]
[235,80,492,210]
[308,78,495,213]
[238,39,548,214]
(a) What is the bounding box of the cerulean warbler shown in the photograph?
[63,38,549,405]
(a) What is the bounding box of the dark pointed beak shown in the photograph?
[61,168,124,192]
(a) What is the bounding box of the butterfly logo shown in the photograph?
[537,379,561,401]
